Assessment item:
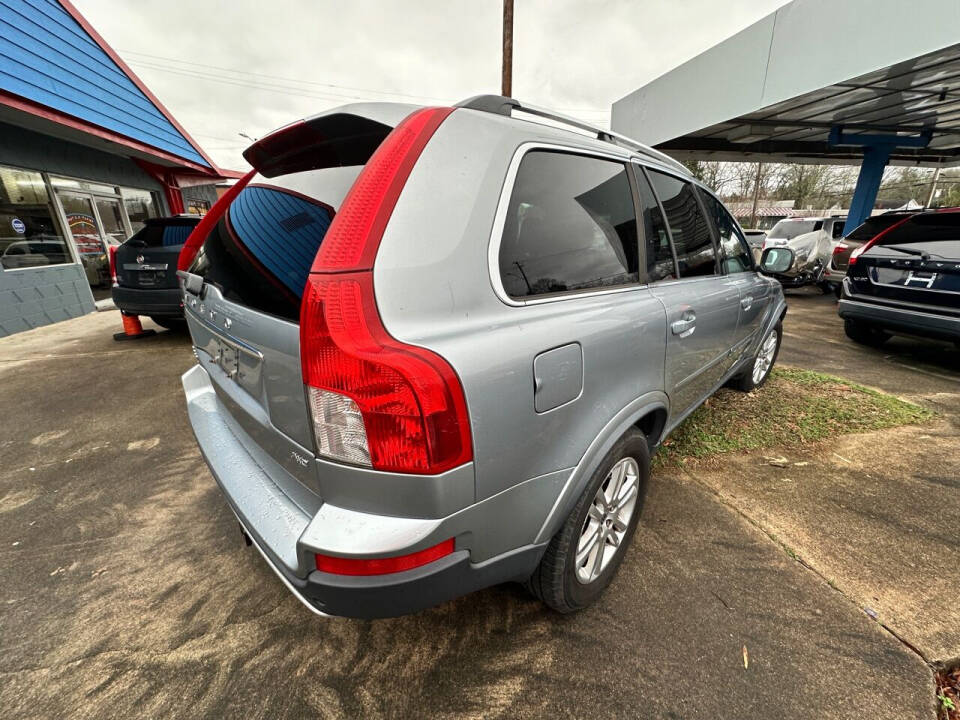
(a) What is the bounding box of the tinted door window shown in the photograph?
[647,170,717,278]
[700,191,753,273]
[831,221,846,239]
[499,151,639,298]
[634,167,676,282]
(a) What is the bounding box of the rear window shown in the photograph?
[498,151,639,299]
[845,214,910,242]
[869,212,960,246]
[768,219,823,239]
[190,168,358,321]
[129,221,197,248]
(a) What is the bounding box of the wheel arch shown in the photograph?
[533,391,668,545]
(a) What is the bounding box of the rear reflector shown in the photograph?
[315,538,455,576]
[301,107,472,475]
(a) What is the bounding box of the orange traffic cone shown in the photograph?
[113,312,157,341]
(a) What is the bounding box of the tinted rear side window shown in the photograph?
[190,183,336,321]
[499,151,639,299]
[646,170,717,278]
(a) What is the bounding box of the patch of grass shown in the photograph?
[657,367,932,467]
[938,666,960,720]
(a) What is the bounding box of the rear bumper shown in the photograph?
[181,364,544,618]
[112,286,183,317]
[838,288,960,342]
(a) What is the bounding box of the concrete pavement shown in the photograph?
[685,289,960,666]
[0,306,948,719]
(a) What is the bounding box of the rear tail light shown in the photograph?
[300,107,471,475]
[177,169,257,271]
[832,243,849,255]
[848,215,914,267]
[315,538,455,575]
[108,246,118,287]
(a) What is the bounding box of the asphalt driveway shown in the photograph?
[0,296,955,719]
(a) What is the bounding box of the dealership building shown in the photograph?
[0,0,237,337]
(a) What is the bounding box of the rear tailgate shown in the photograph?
[116,220,196,289]
[180,105,413,509]
[849,212,960,315]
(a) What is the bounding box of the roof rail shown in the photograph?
[456,94,688,174]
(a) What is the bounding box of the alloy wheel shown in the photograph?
[575,457,640,584]
[752,329,778,384]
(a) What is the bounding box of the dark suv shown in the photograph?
[111,215,200,328]
[839,209,960,346]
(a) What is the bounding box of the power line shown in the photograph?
[120,49,455,103]
[126,59,390,105]
[120,48,613,115]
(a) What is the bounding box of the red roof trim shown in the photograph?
[56,0,224,173]
[0,89,215,174]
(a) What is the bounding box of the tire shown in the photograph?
[731,322,782,392]
[527,429,650,613]
[844,318,890,348]
[150,316,187,331]
[817,281,834,295]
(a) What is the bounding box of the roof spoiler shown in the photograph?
[243,112,410,177]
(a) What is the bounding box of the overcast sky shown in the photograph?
[72,0,788,171]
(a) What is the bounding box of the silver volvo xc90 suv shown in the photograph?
[179,96,788,618]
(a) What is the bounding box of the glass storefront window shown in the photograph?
[120,187,159,232]
[0,166,73,270]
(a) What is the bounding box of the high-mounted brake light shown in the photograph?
[315,538,455,576]
[848,215,914,267]
[300,107,472,475]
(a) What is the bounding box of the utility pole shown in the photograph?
[502,0,513,97]
[926,165,941,207]
[749,161,763,229]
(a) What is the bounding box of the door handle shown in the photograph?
[671,311,696,338]
[740,295,754,311]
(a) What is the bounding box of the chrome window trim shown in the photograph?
[487,141,690,308]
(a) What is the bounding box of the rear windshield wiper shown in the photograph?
[879,244,944,260]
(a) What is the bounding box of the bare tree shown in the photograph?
[681,160,734,195]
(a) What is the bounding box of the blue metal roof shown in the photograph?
[0,0,209,167]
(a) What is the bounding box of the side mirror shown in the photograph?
[759,247,795,275]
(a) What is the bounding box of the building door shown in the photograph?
[55,190,131,299]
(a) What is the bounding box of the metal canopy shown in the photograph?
[611,0,960,168]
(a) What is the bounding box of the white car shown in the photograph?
[763,216,846,291]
